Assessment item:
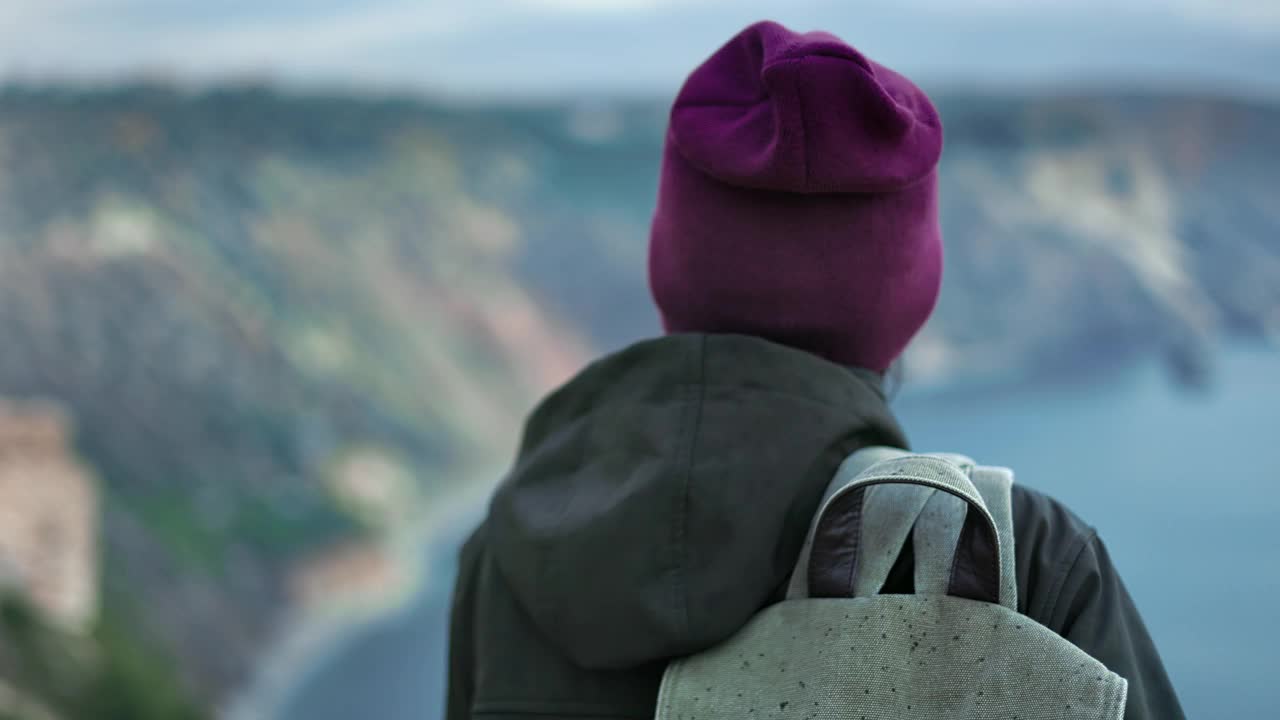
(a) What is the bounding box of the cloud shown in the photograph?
[0,1,492,79]
[0,0,116,33]
[164,4,473,66]
[517,0,687,10]
[892,0,1280,35]
[0,0,1276,96]
[1167,0,1280,34]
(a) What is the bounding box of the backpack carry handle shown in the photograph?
[807,456,1005,606]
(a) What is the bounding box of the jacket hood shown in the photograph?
[487,334,908,669]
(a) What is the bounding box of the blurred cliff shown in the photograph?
[0,84,594,718]
[0,84,1276,716]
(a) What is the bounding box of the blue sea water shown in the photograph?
[281,344,1280,720]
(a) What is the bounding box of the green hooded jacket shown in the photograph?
[446,334,1184,720]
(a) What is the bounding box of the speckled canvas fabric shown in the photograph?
[657,450,1128,719]
[657,597,1128,719]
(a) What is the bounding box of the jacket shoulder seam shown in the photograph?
[1037,524,1098,628]
[669,335,708,639]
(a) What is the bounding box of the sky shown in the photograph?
[2,0,1279,99]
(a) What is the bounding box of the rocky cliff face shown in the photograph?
[0,85,1274,715]
[0,401,98,634]
[0,85,593,714]
[487,93,1280,389]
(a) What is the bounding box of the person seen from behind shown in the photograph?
[446,20,1184,720]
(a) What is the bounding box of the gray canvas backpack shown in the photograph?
[656,447,1128,719]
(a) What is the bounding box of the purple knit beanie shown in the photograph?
[648,21,944,372]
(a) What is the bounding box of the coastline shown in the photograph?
[234,343,1280,720]
[221,470,498,720]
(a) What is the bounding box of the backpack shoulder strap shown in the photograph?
[788,447,1018,610]
[908,463,1018,610]
[785,446,912,600]
[969,466,1017,610]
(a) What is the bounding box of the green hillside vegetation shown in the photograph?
[0,592,203,720]
[0,84,588,710]
[0,83,1276,714]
